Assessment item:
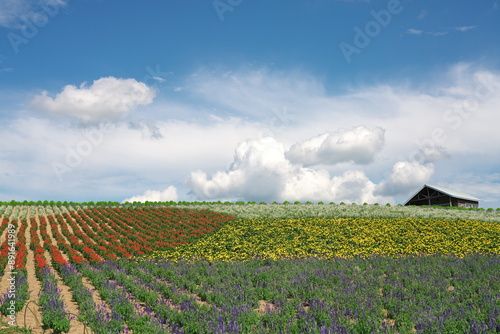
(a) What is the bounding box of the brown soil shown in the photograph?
[56,208,84,245]
[40,207,113,316]
[254,300,278,314]
[80,276,110,314]
[148,271,212,310]
[14,207,44,333]
[42,207,133,333]
[36,207,92,334]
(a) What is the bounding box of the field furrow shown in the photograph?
[15,208,44,333]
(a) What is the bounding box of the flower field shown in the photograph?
[153,217,500,261]
[0,203,499,333]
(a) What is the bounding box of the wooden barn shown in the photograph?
[404,184,481,208]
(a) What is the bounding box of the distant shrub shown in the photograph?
[259,202,266,205]
[283,201,290,205]
[235,201,245,205]
[386,203,391,207]
[363,202,368,206]
[374,203,379,206]
[340,202,346,205]
[329,202,335,205]
[317,201,324,205]
[294,201,301,205]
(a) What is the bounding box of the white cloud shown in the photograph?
[2,64,500,207]
[122,185,178,203]
[187,137,289,201]
[186,68,325,121]
[152,76,166,83]
[187,136,392,204]
[418,146,450,164]
[0,0,66,29]
[454,25,477,32]
[407,28,423,35]
[375,161,434,196]
[407,25,477,38]
[431,31,448,37]
[286,126,385,166]
[30,77,156,123]
[0,116,262,201]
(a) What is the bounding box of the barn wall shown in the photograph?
[457,199,479,208]
[405,186,479,208]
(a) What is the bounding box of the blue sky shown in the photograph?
[1,0,500,207]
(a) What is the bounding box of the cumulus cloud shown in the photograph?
[187,136,392,204]
[375,161,434,196]
[286,126,385,166]
[188,137,288,201]
[417,145,450,164]
[30,77,155,123]
[122,185,178,203]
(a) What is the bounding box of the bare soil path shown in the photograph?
[42,207,114,318]
[38,206,116,320]
[38,207,93,334]
[12,207,44,333]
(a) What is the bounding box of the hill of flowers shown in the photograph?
[0,202,499,333]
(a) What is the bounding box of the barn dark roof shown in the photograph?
[404,184,481,206]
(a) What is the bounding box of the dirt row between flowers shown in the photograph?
[51,207,174,333]
[46,207,112,315]
[0,207,45,332]
[0,207,99,334]
[38,206,110,334]
[75,208,221,310]
[43,207,169,334]
[14,207,44,333]
[65,208,286,318]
